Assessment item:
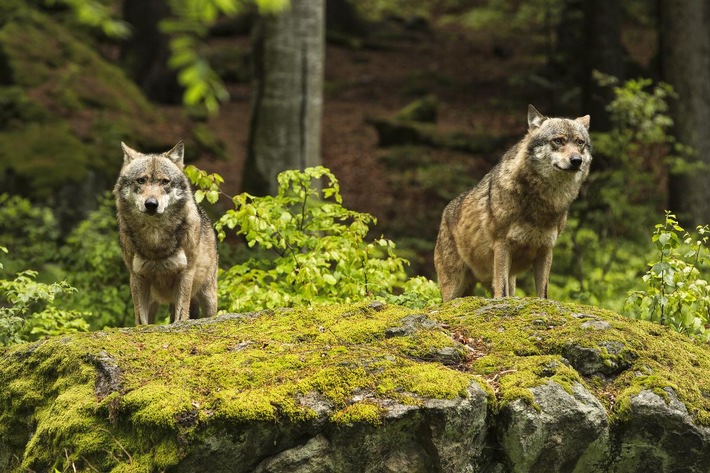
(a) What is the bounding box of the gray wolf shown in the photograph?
[434,105,591,300]
[114,141,218,324]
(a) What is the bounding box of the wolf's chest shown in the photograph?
[132,249,188,276]
[506,222,559,249]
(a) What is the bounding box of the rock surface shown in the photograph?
[1,297,710,472]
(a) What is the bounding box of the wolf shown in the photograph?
[434,105,591,301]
[114,141,218,325]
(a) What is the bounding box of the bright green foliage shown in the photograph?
[0,265,89,346]
[188,166,441,312]
[57,193,132,329]
[593,74,692,175]
[0,194,131,334]
[625,212,710,340]
[48,0,131,38]
[184,164,223,204]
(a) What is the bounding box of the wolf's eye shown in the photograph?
[136,177,147,185]
[552,137,565,146]
[576,139,586,147]
[160,178,170,186]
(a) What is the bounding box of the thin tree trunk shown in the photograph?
[244,0,325,195]
[661,0,710,226]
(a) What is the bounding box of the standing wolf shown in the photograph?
[114,141,218,324]
[434,105,591,301]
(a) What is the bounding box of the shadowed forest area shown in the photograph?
[2,0,710,342]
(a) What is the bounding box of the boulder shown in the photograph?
[1,298,710,472]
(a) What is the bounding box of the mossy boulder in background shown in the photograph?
[0,6,225,231]
[1,298,710,472]
[394,94,438,123]
[0,8,170,194]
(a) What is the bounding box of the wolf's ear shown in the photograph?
[576,115,591,130]
[527,105,547,130]
[121,142,141,165]
[165,141,185,168]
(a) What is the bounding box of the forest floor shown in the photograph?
[194,19,552,277]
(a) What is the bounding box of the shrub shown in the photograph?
[0,246,89,345]
[187,165,441,312]
[56,193,132,329]
[625,212,710,340]
[0,194,59,277]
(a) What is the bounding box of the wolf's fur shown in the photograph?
[434,105,592,300]
[114,141,218,324]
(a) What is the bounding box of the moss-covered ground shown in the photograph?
[1,297,710,471]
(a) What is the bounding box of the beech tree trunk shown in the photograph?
[661,0,710,226]
[244,0,325,195]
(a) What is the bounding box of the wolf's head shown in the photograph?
[115,142,190,216]
[526,105,592,180]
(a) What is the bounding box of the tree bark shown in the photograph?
[661,0,710,226]
[582,0,623,131]
[244,0,325,196]
[120,0,182,104]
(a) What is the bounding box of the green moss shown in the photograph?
[0,123,91,195]
[0,8,175,198]
[331,402,385,426]
[432,297,710,424]
[2,298,710,471]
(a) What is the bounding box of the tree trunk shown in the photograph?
[120,0,182,104]
[661,0,710,226]
[582,0,623,132]
[244,0,325,196]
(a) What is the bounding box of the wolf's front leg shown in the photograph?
[492,241,512,297]
[130,274,153,325]
[533,248,553,298]
[174,269,197,321]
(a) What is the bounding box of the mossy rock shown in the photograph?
[0,7,182,199]
[1,298,710,472]
[394,94,438,123]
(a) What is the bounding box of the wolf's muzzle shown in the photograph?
[145,198,159,215]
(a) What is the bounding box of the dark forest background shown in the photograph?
[1,0,710,337]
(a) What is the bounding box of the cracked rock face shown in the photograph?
[179,382,492,473]
[179,381,710,473]
[499,381,610,473]
[611,388,710,473]
[562,340,637,377]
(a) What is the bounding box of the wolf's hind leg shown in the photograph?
[508,276,516,297]
[189,300,200,319]
[195,286,217,318]
[435,249,476,301]
[435,220,477,301]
